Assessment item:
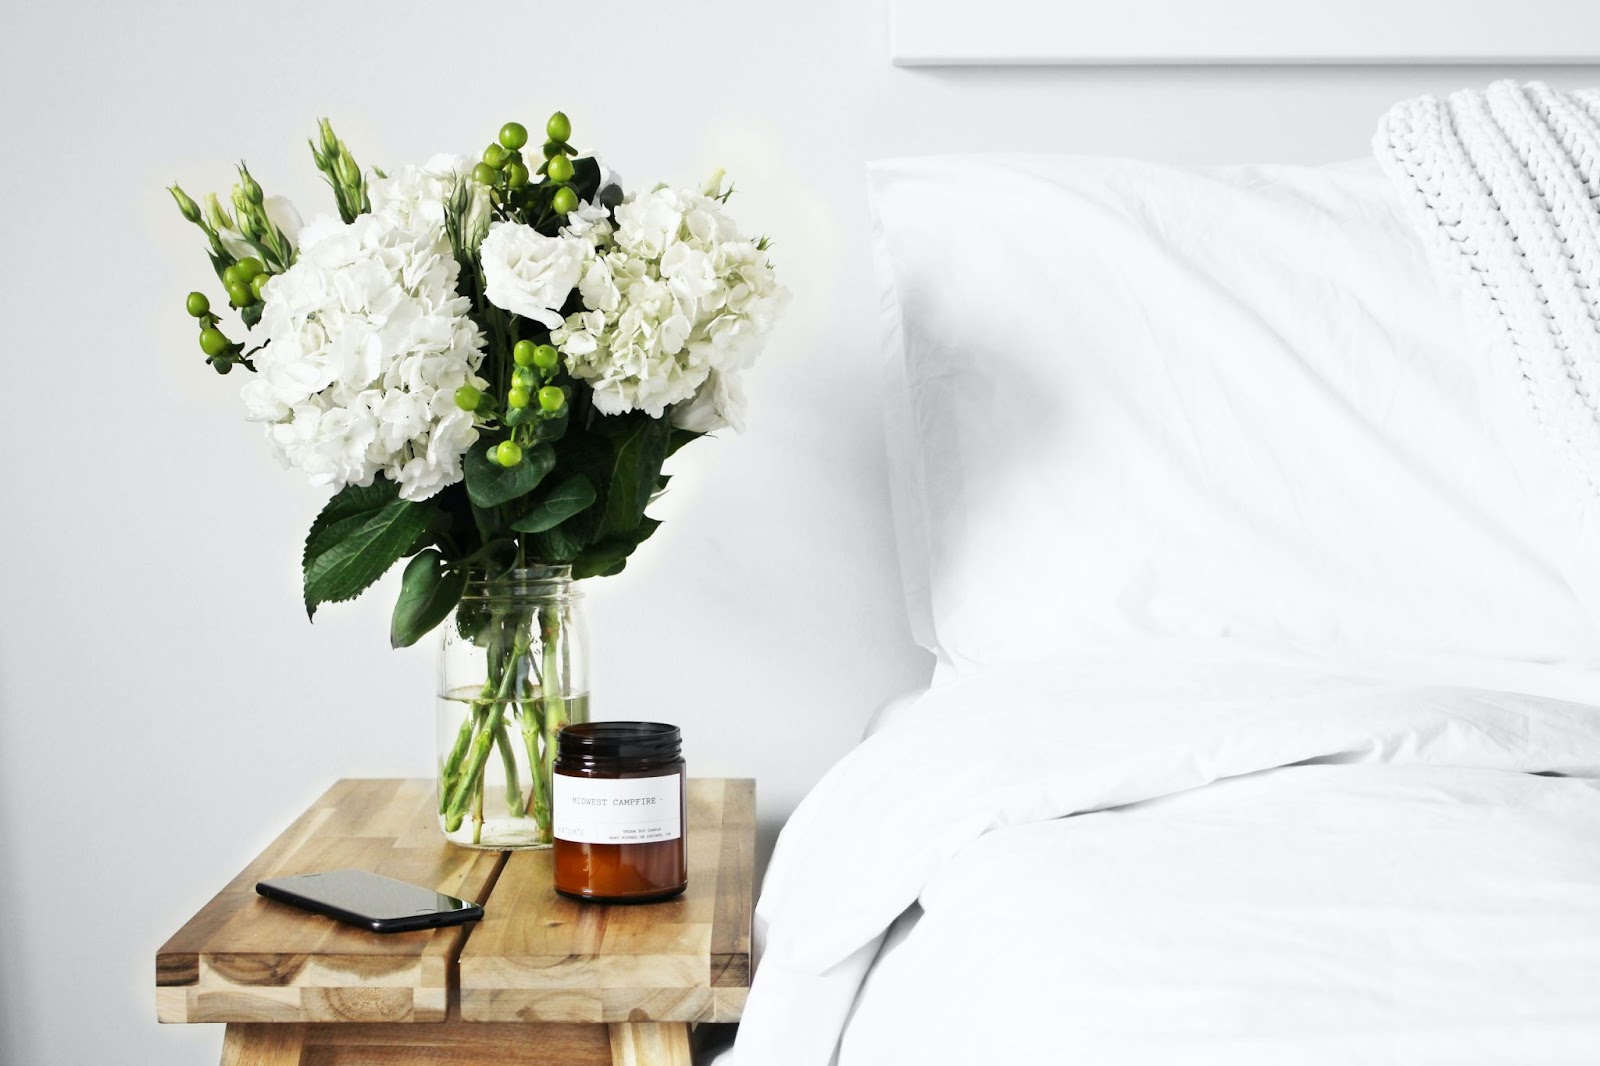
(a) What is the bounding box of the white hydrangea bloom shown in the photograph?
[479,222,589,328]
[551,185,788,425]
[369,154,477,229]
[242,206,488,501]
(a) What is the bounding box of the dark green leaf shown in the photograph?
[528,522,587,563]
[573,518,661,579]
[304,481,400,561]
[302,485,432,618]
[666,428,702,457]
[597,416,670,538]
[390,549,468,648]
[511,475,596,534]
[463,440,554,508]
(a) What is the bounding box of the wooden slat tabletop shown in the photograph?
[155,777,755,1030]
[459,778,755,1024]
[156,779,505,1024]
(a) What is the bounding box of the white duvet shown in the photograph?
[731,642,1600,1065]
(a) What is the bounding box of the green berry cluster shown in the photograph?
[454,339,569,467]
[170,158,300,374]
[471,113,580,217]
[184,289,248,373]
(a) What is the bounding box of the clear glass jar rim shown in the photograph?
[461,565,579,601]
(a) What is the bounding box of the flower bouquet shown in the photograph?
[168,114,786,847]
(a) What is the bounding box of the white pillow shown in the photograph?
[869,154,1600,672]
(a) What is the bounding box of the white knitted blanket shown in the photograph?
[1376,80,1600,497]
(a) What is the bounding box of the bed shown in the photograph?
[728,84,1600,1065]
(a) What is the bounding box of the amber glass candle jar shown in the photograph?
[552,722,687,902]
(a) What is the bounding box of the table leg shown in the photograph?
[607,1022,692,1066]
[221,1023,306,1065]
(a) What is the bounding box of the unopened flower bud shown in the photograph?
[318,117,340,157]
[334,145,361,187]
[238,165,264,205]
[168,185,202,223]
[702,168,727,198]
[204,192,235,233]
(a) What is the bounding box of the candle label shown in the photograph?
[552,773,683,845]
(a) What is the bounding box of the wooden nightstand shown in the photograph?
[156,777,754,1065]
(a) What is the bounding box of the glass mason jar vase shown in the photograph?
[437,567,589,849]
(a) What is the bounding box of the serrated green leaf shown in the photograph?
[464,440,555,509]
[302,490,431,618]
[390,549,467,649]
[511,475,596,534]
[305,482,398,551]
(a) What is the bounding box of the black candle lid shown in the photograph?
[557,721,681,762]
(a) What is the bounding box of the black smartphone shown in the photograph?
[255,869,484,934]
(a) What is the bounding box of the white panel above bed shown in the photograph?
[891,0,1600,65]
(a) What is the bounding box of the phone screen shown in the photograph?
[256,869,481,930]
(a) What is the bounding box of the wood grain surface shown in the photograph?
[459,778,755,1023]
[159,776,756,1063]
[157,779,506,1024]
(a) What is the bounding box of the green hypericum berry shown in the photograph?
[185,291,210,318]
[222,264,243,288]
[532,344,560,370]
[199,327,230,356]
[234,256,265,281]
[507,386,531,409]
[226,280,253,307]
[454,385,482,412]
[551,187,578,215]
[537,386,565,412]
[495,440,523,467]
[499,122,529,151]
[547,111,571,143]
[513,365,535,387]
[505,161,529,189]
[513,340,537,367]
[471,162,497,185]
[250,273,269,299]
[546,153,574,184]
[483,143,508,169]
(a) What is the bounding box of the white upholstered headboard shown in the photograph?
[891,0,1600,66]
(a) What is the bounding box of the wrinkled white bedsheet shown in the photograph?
[730,642,1600,1065]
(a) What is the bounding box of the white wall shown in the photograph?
[0,1,1593,1062]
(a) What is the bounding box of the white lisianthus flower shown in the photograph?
[219,195,304,262]
[242,205,488,501]
[480,222,589,329]
[551,184,788,423]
